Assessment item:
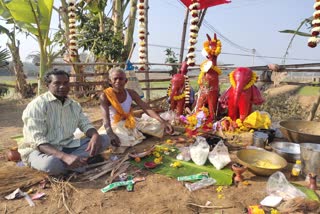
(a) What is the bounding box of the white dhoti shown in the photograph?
[98,114,164,148]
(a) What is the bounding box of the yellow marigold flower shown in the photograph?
[170,161,182,168]
[154,157,163,164]
[242,181,251,186]
[153,151,161,158]
[162,147,169,152]
[217,194,224,199]
[271,208,280,214]
[216,186,223,193]
[166,139,173,144]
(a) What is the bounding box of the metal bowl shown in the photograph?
[300,143,320,177]
[270,142,301,163]
[236,149,287,176]
[279,120,320,144]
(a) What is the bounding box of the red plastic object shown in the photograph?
[180,0,231,10]
[144,161,157,169]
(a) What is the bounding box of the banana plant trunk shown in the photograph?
[8,43,32,98]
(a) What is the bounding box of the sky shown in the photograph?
[0,0,318,68]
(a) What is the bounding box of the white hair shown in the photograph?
[108,67,126,79]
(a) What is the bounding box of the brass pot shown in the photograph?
[279,120,320,144]
[236,149,287,176]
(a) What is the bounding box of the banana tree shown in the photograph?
[0,25,33,98]
[280,17,313,63]
[0,0,54,95]
[0,47,9,67]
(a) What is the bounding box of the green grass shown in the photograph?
[297,86,320,96]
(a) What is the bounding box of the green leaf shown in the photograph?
[131,146,233,186]
[2,0,53,37]
[279,30,312,37]
[292,183,320,201]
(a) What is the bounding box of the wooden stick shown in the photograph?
[85,160,110,169]
[307,95,320,121]
[187,202,234,209]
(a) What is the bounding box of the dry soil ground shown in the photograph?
[0,85,319,214]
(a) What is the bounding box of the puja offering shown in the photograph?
[236,149,287,176]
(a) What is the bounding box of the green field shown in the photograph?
[1,76,319,100]
[298,86,320,96]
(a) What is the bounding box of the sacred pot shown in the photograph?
[6,147,21,162]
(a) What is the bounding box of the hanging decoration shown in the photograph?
[186,0,200,66]
[308,0,320,48]
[137,0,147,70]
[180,0,231,9]
[68,0,78,59]
[182,0,231,66]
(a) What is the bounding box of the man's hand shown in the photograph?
[61,153,88,168]
[106,127,121,147]
[163,121,174,135]
[85,134,102,156]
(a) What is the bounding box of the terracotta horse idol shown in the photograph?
[167,62,192,116]
[195,33,222,121]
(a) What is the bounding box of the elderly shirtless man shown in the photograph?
[99,67,173,148]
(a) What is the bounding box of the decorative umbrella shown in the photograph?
[180,0,231,10]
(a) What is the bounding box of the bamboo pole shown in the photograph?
[198,8,207,30]
[144,0,150,101]
[179,8,189,63]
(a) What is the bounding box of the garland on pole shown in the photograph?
[186,0,200,66]
[308,0,320,48]
[137,0,147,70]
[68,0,78,59]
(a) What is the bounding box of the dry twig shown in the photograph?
[49,177,78,214]
[187,202,234,209]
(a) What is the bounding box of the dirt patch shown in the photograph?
[0,86,319,213]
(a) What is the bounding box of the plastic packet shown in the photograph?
[266,171,306,200]
[189,136,210,166]
[185,177,216,192]
[176,147,191,161]
[208,140,231,170]
[160,110,177,125]
[177,172,208,181]
[101,180,134,193]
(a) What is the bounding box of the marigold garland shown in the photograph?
[197,62,222,85]
[203,39,222,56]
[167,77,190,101]
[229,70,257,90]
[167,89,186,101]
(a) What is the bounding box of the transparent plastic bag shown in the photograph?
[189,136,210,166]
[266,172,306,200]
[160,110,177,125]
[208,140,231,170]
[176,147,191,161]
[185,177,216,191]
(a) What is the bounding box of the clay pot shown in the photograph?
[6,147,21,162]
[308,173,318,191]
[232,163,247,182]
